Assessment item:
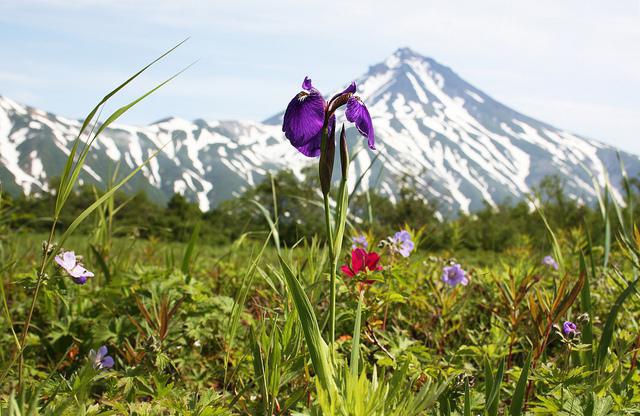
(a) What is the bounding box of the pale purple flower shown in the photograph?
[282,76,375,157]
[351,234,369,250]
[562,321,578,336]
[54,250,94,284]
[388,230,415,257]
[88,346,114,370]
[542,255,559,270]
[442,264,469,287]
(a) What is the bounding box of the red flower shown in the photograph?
[340,248,383,283]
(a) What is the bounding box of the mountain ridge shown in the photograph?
[1,47,637,215]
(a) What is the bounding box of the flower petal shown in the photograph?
[351,248,367,275]
[329,81,356,104]
[346,97,375,149]
[340,264,355,277]
[365,251,381,271]
[97,345,108,358]
[101,355,115,369]
[295,115,335,158]
[283,89,326,153]
[302,76,314,91]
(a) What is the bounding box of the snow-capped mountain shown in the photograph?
[1,47,638,214]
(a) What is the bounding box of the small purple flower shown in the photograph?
[542,255,558,270]
[442,264,469,287]
[388,230,415,257]
[282,76,375,157]
[54,250,94,284]
[351,234,369,250]
[562,321,578,336]
[88,346,114,370]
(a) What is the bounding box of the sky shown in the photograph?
[1,0,639,153]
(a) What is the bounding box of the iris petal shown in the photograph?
[329,81,356,104]
[283,88,327,157]
[346,97,375,150]
[302,76,314,91]
[295,115,335,158]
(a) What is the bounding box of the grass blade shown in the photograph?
[277,254,335,394]
[509,352,531,416]
[595,278,638,370]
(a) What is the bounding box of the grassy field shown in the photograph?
[1,220,640,414]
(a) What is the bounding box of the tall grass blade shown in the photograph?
[509,352,531,416]
[350,290,364,377]
[55,38,188,216]
[224,232,272,384]
[595,278,638,370]
[251,200,280,252]
[277,254,335,394]
[181,222,200,279]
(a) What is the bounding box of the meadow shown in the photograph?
[1,44,640,415]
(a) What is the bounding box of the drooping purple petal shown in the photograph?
[101,355,114,369]
[296,115,335,158]
[283,90,326,147]
[346,97,375,149]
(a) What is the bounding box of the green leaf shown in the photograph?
[463,377,471,416]
[595,278,638,370]
[509,352,531,416]
[350,290,364,377]
[486,357,504,416]
[181,222,200,279]
[578,252,594,368]
[278,254,335,395]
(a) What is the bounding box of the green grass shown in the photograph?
[1,228,639,414]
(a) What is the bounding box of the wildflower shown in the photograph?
[282,77,375,157]
[340,248,383,285]
[562,321,579,337]
[351,234,369,250]
[387,230,415,257]
[542,255,559,270]
[88,346,114,370]
[442,264,469,287]
[54,250,94,284]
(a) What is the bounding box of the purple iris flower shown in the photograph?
[351,234,369,250]
[388,230,415,257]
[88,345,114,370]
[282,76,375,157]
[542,255,559,270]
[562,321,578,336]
[442,264,469,287]
[54,250,94,284]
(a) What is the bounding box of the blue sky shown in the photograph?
[1,0,639,153]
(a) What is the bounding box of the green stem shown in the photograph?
[16,217,57,388]
[350,289,364,376]
[324,193,336,345]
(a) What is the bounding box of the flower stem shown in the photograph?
[16,217,57,388]
[323,193,337,345]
